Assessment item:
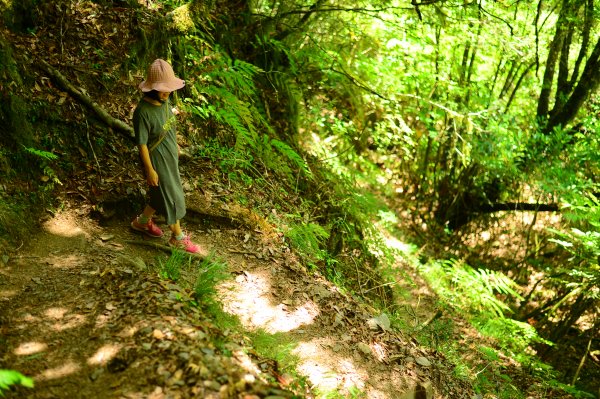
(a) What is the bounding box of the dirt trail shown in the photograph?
[0,207,465,398]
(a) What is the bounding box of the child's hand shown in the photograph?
[146,169,159,186]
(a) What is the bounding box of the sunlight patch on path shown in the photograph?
[294,339,367,393]
[88,343,122,366]
[219,270,385,397]
[36,360,80,381]
[42,212,87,238]
[220,271,319,333]
[43,306,87,331]
[14,341,47,356]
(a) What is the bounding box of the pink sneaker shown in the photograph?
[131,217,164,238]
[168,234,201,254]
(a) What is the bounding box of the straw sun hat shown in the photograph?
[139,59,185,92]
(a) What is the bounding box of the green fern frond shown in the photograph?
[22,146,58,160]
[270,138,310,175]
[286,221,329,262]
[426,259,522,318]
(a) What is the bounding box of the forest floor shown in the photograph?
[0,193,471,399]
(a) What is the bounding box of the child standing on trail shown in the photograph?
[130,58,201,254]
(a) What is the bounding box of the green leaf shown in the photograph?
[0,369,34,393]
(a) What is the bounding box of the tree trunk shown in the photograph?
[537,0,570,120]
[464,22,482,106]
[546,35,600,132]
[551,23,574,117]
[568,0,594,88]
[498,60,518,100]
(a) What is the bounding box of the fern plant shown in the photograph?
[185,49,309,179]
[285,220,329,264]
[422,258,522,318]
[21,145,62,189]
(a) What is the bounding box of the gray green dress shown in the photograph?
[133,98,186,225]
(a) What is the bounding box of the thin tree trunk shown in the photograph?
[505,61,536,113]
[537,0,570,120]
[487,56,504,108]
[499,60,518,100]
[551,24,574,117]
[569,0,594,89]
[547,35,600,132]
[465,22,483,106]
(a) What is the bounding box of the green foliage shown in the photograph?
[196,138,254,184]
[475,318,552,355]
[185,49,308,179]
[421,259,522,317]
[270,138,309,175]
[0,369,33,395]
[248,329,299,371]
[20,145,62,191]
[285,220,329,264]
[157,248,187,281]
[22,145,58,161]
[546,380,597,399]
[193,255,228,304]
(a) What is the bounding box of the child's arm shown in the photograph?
[139,144,159,186]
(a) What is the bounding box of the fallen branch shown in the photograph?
[478,202,559,213]
[39,59,135,141]
[124,240,206,260]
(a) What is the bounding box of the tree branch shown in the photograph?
[39,59,135,142]
[478,202,559,213]
[478,3,513,36]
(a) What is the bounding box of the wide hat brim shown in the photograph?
[139,78,185,92]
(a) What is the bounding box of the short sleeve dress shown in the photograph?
[133,98,186,225]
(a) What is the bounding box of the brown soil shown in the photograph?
[0,197,468,398]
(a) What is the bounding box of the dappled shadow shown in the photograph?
[0,209,305,398]
[217,258,447,398]
[0,212,146,397]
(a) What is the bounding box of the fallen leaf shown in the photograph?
[415,356,431,367]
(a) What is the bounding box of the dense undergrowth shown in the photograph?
[1,0,599,397]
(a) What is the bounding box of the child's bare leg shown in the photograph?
[141,205,156,219]
[169,220,182,237]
